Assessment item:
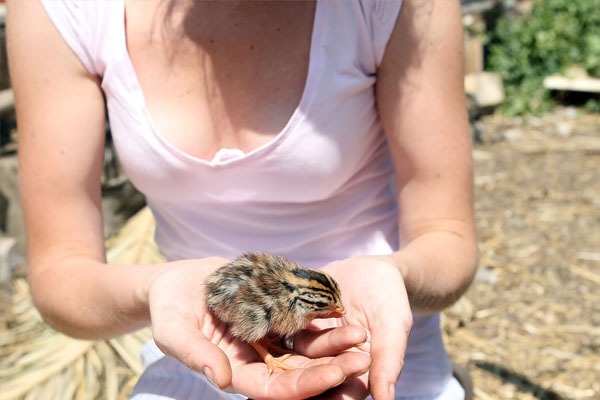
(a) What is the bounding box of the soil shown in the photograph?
[443,107,600,399]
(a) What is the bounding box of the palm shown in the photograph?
[147,258,371,400]
[308,257,412,400]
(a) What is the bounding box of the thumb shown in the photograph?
[182,335,232,389]
[155,324,233,389]
[368,313,411,400]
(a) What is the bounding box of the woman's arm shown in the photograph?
[377,0,478,313]
[7,0,166,338]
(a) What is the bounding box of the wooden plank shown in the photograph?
[544,75,600,93]
[544,67,600,93]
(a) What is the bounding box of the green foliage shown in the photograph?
[487,0,600,115]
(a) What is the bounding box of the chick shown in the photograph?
[205,253,345,372]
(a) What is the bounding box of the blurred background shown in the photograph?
[1,0,599,399]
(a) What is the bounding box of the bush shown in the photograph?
[487,0,600,115]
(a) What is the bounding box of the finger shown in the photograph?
[234,352,370,400]
[235,362,345,400]
[288,352,370,399]
[181,336,233,389]
[309,376,369,400]
[154,319,233,389]
[295,325,368,358]
[326,350,371,379]
[368,313,411,400]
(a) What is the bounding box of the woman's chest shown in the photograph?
[108,0,386,204]
[124,0,316,161]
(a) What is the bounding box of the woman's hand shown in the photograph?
[145,258,372,400]
[295,256,412,400]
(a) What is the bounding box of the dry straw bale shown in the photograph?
[0,208,157,400]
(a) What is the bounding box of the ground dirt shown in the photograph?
[442,107,600,399]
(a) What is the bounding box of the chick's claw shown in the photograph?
[250,339,295,374]
[264,353,295,374]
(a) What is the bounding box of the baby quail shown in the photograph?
[205,253,345,372]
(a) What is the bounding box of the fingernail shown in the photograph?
[362,329,372,344]
[203,367,217,387]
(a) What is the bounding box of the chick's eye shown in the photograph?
[315,301,327,309]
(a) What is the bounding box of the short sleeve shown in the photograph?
[40,0,98,75]
[366,0,403,67]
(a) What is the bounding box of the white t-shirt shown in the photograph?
[41,0,454,397]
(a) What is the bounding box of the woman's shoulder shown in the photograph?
[323,0,403,68]
[39,0,123,76]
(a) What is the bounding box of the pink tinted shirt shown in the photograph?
[42,0,454,397]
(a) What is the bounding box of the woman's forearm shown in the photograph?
[390,227,478,313]
[28,257,170,339]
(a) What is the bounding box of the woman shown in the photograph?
[7,0,477,399]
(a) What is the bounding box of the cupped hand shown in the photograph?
[144,258,371,400]
[296,256,413,400]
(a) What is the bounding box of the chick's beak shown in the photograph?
[314,303,346,319]
[328,303,345,318]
